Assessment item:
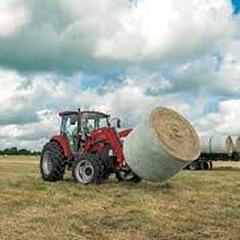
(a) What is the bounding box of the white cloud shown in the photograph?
[0,110,60,150]
[0,0,237,72]
[0,69,24,106]
[215,40,240,94]
[0,0,30,37]
[0,0,239,150]
[0,69,193,149]
[95,0,235,61]
[195,99,240,136]
[168,44,240,96]
[1,66,239,149]
[0,110,59,139]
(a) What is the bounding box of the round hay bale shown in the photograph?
[124,107,200,182]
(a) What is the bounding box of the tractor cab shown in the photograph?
[59,110,111,152]
[81,111,111,134]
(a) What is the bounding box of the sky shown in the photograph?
[232,0,240,13]
[0,0,240,150]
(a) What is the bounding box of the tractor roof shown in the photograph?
[59,111,77,116]
[59,110,110,118]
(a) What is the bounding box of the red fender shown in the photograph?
[118,128,133,138]
[51,135,72,158]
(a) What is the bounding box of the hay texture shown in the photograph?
[124,107,200,182]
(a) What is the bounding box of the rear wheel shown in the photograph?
[40,141,65,181]
[72,154,103,184]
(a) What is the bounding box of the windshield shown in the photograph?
[81,113,109,132]
[60,114,78,135]
[60,112,109,136]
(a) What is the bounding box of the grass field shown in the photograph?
[0,156,240,240]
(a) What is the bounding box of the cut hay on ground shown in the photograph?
[0,156,240,239]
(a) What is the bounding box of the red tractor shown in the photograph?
[40,109,141,184]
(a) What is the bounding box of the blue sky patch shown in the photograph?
[232,0,240,14]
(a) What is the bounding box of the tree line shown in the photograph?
[0,147,40,156]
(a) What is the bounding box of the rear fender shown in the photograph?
[50,135,72,158]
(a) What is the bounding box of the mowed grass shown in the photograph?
[0,156,240,240]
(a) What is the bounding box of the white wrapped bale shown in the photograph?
[200,135,212,153]
[200,135,235,155]
[124,107,200,182]
[210,136,234,154]
[225,136,235,154]
[236,137,240,153]
[231,136,238,152]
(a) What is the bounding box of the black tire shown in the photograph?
[72,153,103,184]
[40,141,65,182]
[208,161,213,170]
[232,152,239,161]
[184,164,190,170]
[116,169,142,183]
[189,160,201,170]
[200,161,209,170]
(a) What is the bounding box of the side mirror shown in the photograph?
[110,117,121,128]
[117,119,121,128]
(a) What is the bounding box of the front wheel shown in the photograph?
[72,154,103,184]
